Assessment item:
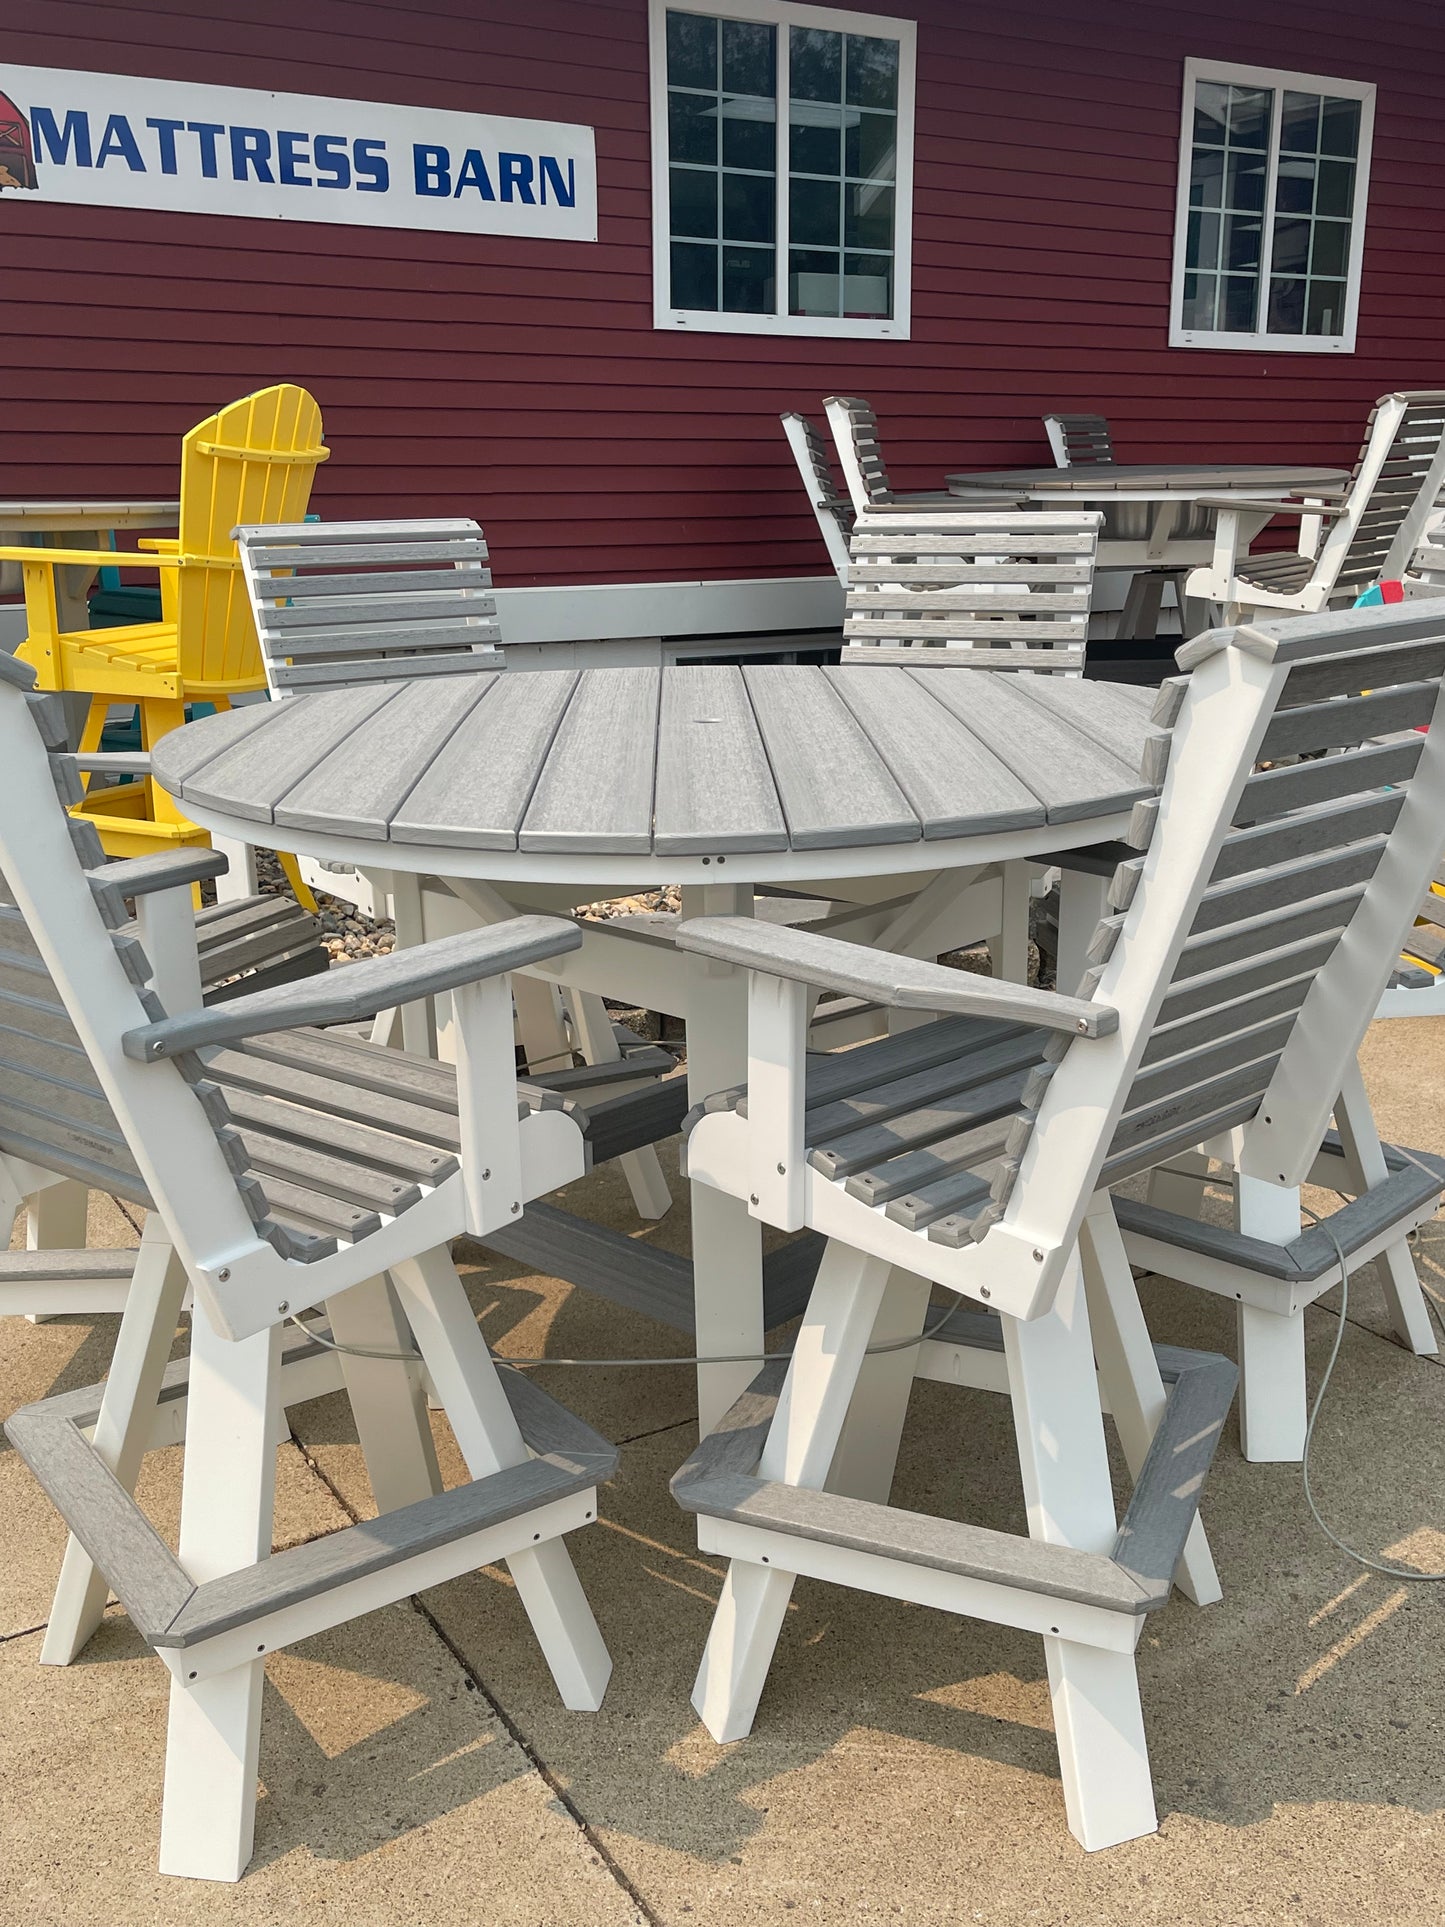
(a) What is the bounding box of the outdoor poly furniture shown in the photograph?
[1404,528,1445,600]
[669,597,1445,1847]
[840,506,1102,672]
[236,514,672,1222]
[781,411,854,582]
[1105,603,1445,1458]
[0,499,180,634]
[824,396,1025,518]
[235,517,504,696]
[947,461,1351,641]
[1185,391,1445,623]
[0,385,329,859]
[1044,412,1116,468]
[0,648,618,1883]
[150,660,1162,1434]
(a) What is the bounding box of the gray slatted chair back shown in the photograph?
[1319,391,1445,598]
[781,411,854,582]
[236,518,504,698]
[840,507,1101,672]
[824,395,896,512]
[1404,527,1445,599]
[1078,603,1445,1196]
[1043,413,1115,468]
[0,656,429,1268]
[934,602,1445,1267]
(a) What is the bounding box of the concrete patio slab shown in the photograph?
[0,1025,1442,1924]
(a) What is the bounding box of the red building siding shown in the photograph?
[3,0,1445,589]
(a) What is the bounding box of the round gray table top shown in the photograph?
[153,663,1161,887]
[945,462,1349,497]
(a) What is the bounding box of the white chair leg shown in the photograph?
[1333,1061,1438,1356]
[1003,1250,1157,1850]
[1235,1176,1308,1462]
[1078,1197,1221,1607]
[388,1246,612,1711]
[563,988,672,1221]
[825,1266,932,1503]
[159,1315,282,1882]
[692,1242,892,1743]
[325,1274,441,1514]
[23,1178,90,1323]
[42,1218,189,1664]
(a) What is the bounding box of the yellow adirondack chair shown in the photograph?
[0,385,328,858]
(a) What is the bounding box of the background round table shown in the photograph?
[155,662,1161,1429]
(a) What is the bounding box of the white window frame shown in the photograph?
[648,0,916,339]
[1169,57,1375,355]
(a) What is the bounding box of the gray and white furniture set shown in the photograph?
[8,591,1445,1877]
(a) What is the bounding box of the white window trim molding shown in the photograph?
[648,0,916,339]
[1168,56,1375,355]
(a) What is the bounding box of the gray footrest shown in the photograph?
[6,1366,614,1652]
[672,1340,1237,1617]
[0,1247,137,1283]
[1116,1139,1445,1283]
[480,1201,824,1337]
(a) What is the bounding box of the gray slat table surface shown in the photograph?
[944,463,1349,497]
[153,664,1159,885]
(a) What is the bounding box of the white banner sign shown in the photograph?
[0,64,597,240]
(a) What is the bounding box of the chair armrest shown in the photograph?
[86,850,228,923]
[122,916,583,1060]
[136,537,180,554]
[675,917,1116,1038]
[0,547,180,568]
[67,752,153,776]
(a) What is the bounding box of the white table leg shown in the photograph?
[326,1274,441,1514]
[825,1265,932,1503]
[23,1178,89,1324]
[986,861,1032,984]
[1003,1250,1156,1850]
[159,1315,281,1882]
[682,882,763,1436]
[1055,867,1110,997]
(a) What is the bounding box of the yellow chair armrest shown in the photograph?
[136,537,180,554]
[0,546,180,567]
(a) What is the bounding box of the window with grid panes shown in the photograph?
[651,0,915,338]
[1170,61,1374,352]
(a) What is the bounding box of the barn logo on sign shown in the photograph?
[0,91,37,189]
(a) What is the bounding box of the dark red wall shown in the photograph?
[3,0,1444,586]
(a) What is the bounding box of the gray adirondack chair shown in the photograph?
[1043,412,1116,468]
[1188,391,1445,621]
[0,649,616,1882]
[670,596,1445,1850]
[781,411,854,582]
[840,505,1102,672]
